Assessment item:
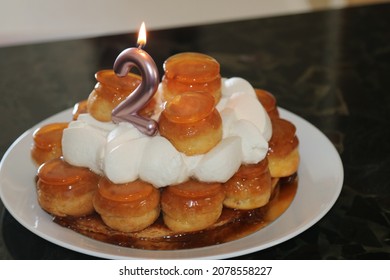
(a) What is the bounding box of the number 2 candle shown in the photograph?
[111,22,159,136]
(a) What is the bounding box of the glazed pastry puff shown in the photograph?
[267,118,299,178]
[93,178,160,232]
[159,92,222,155]
[161,179,225,232]
[223,158,272,210]
[36,157,99,217]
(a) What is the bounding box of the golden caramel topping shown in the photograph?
[87,70,141,122]
[37,158,91,186]
[162,53,222,104]
[168,180,223,198]
[268,118,299,156]
[164,52,220,83]
[33,123,68,150]
[72,100,88,120]
[255,89,279,118]
[162,92,215,123]
[234,159,270,179]
[95,69,141,91]
[97,177,154,202]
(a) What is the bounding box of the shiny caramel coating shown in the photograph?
[87,70,141,122]
[267,118,300,177]
[31,122,68,166]
[268,118,299,157]
[37,157,100,217]
[255,89,279,119]
[159,92,222,155]
[223,159,272,210]
[162,52,222,104]
[162,76,221,104]
[72,100,88,120]
[93,178,160,232]
[161,179,225,232]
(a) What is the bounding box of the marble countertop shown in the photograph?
[1,3,389,259]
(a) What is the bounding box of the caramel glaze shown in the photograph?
[37,158,100,217]
[255,89,279,119]
[159,92,223,156]
[72,100,88,120]
[95,178,160,215]
[223,159,272,210]
[79,70,157,121]
[162,53,222,104]
[37,158,99,198]
[87,70,141,122]
[268,118,299,157]
[31,122,68,166]
[53,174,297,250]
[161,180,225,232]
[93,178,160,232]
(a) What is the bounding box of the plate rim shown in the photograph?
[0,107,344,259]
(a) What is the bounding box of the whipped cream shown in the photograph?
[62,77,272,187]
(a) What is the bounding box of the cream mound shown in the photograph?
[62,77,272,187]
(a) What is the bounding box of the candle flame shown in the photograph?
[137,22,147,47]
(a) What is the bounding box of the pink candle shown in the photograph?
[111,22,159,136]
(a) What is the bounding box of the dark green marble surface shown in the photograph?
[1,3,389,259]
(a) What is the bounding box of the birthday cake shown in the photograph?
[32,52,299,250]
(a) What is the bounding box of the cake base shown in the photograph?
[53,175,298,250]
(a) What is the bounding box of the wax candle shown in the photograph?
[111,22,159,136]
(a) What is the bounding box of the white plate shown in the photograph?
[0,108,343,259]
